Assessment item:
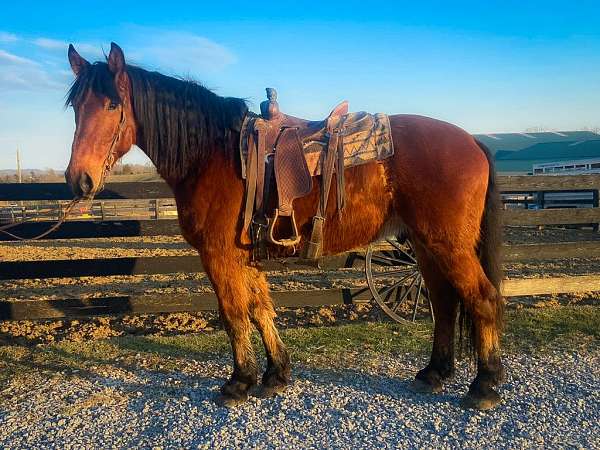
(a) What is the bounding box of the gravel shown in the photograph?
[1,350,598,449]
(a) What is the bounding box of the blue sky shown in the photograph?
[1,0,599,169]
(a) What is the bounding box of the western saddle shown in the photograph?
[240,88,393,261]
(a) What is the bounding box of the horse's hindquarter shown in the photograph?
[385,114,490,242]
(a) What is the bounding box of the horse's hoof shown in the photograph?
[460,390,502,411]
[492,366,507,386]
[410,378,443,394]
[256,383,288,399]
[215,393,248,408]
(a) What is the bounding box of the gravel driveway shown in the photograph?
[1,350,598,449]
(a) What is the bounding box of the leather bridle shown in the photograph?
[97,103,127,193]
[0,103,127,241]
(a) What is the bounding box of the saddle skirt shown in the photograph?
[239,111,394,179]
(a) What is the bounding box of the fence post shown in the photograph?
[536,191,545,230]
[100,202,105,221]
[154,199,160,220]
[593,189,599,233]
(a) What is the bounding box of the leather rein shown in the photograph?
[0,104,127,241]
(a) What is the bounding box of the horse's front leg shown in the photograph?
[246,267,291,397]
[203,255,258,406]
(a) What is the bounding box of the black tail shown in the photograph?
[459,140,504,356]
[476,141,504,293]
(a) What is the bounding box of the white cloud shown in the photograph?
[32,37,104,59]
[125,29,237,73]
[0,49,38,66]
[0,31,18,42]
[0,68,62,92]
[33,37,66,50]
[0,49,61,92]
[0,29,237,94]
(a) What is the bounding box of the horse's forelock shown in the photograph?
[65,62,121,108]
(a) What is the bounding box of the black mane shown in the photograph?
[66,62,248,181]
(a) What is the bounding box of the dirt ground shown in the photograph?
[0,236,195,261]
[1,226,599,344]
[1,226,599,262]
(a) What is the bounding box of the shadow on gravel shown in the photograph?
[294,365,463,407]
[0,343,230,403]
[113,335,229,360]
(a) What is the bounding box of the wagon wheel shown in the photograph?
[365,236,434,323]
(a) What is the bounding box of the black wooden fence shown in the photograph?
[1,175,600,321]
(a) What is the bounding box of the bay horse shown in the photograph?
[65,43,505,410]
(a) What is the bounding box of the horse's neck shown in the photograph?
[132,98,238,187]
[134,126,211,188]
[135,123,235,197]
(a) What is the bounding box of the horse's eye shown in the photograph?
[107,101,119,111]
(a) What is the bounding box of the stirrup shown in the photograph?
[267,209,301,247]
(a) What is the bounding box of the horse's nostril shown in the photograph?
[79,172,94,197]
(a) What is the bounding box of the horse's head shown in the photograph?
[65,43,136,199]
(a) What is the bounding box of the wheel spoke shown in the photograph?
[370,253,416,266]
[381,250,397,259]
[377,272,415,298]
[391,288,409,313]
[366,237,433,324]
[392,275,420,312]
[383,286,395,304]
[412,278,424,321]
[386,238,417,264]
[368,267,415,277]
[428,293,435,324]
[382,270,418,291]
[377,280,403,298]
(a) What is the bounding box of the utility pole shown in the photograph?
[16,147,22,183]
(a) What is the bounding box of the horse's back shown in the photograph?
[388,114,489,191]
[389,114,484,162]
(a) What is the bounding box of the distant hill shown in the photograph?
[0,169,53,176]
[3,130,600,177]
[473,131,600,154]
[0,171,161,183]
[494,140,600,173]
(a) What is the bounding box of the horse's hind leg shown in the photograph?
[430,246,505,410]
[246,268,291,397]
[410,241,460,394]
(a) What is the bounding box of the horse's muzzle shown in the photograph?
[66,170,95,199]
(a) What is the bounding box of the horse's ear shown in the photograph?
[107,42,126,75]
[68,44,90,76]
[108,42,129,99]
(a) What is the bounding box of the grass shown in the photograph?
[0,306,598,388]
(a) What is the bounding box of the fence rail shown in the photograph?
[2,174,599,201]
[3,241,600,281]
[2,274,599,321]
[2,175,599,230]
[0,199,178,223]
[1,175,600,321]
